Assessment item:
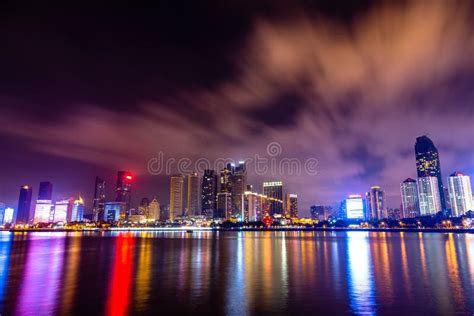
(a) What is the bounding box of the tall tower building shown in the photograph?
[447,171,473,216]
[231,161,247,218]
[415,136,446,211]
[365,186,386,220]
[186,172,199,216]
[71,196,85,222]
[115,171,133,214]
[92,177,106,222]
[148,198,160,221]
[285,193,298,218]
[219,163,234,194]
[169,174,184,221]
[417,177,441,215]
[201,169,218,217]
[263,181,283,215]
[33,182,54,224]
[216,192,232,219]
[401,178,419,218]
[16,185,32,224]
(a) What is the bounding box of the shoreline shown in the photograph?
[3,227,473,234]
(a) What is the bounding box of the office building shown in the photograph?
[417,176,442,215]
[415,136,446,211]
[263,181,283,215]
[16,185,33,224]
[71,196,85,222]
[103,202,127,222]
[148,198,160,221]
[33,182,54,223]
[169,174,185,221]
[345,194,365,220]
[115,171,133,215]
[401,178,419,218]
[187,172,200,216]
[0,203,5,225]
[216,192,232,219]
[285,193,298,218]
[366,186,386,220]
[201,169,218,217]
[54,199,73,223]
[447,171,473,216]
[231,161,247,218]
[92,177,106,222]
[4,208,14,225]
[310,205,333,221]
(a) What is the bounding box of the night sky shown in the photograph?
[0,0,473,214]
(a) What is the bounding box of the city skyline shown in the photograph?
[0,1,473,214]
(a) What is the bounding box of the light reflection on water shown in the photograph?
[0,231,473,315]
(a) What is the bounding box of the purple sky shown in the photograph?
[0,1,473,215]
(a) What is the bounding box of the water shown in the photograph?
[0,231,473,315]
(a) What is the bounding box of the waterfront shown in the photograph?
[0,231,473,315]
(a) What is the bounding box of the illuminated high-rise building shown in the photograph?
[148,198,160,221]
[16,185,32,224]
[417,177,441,215]
[401,178,419,218]
[103,202,126,222]
[447,171,473,216]
[186,172,199,216]
[0,203,5,225]
[169,174,185,221]
[4,208,14,224]
[216,192,232,219]
[92,177,106,222]
[71,196,85,222]
[345,194,366,220]
[263,181,283,215]
[115,171,133,215]
[201,169,218,217]
[34,181,54,224]
[285,193,298,218]
[310,205,332,221]
[231,161,247,218]
[54,199,73,223]
[415,136,446,211]
[219,164,234,194]
[365,186,385,220]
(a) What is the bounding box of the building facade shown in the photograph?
[447,171,473,216]
[417,176,442,215]
[201,169,218,217]
[263,181,283,215]
[366,186,385,220]
[169,174,185,221]
[92,177,106,222]
[415,136,446,211]
[285,193,298,218]
[16,185,32,224]
[401,178,419,218]
[187,172,200,216]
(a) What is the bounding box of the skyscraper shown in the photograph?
[415,136,446,211]
[54,198,73,223]
[345,194,365,220]
[34,182,54,224]
[0,203,5,225]
[92,177,106,222]
[148,198,160,221]
[285,193,298,218]
[186,172,199,216]
[447,171,473,216]
[401,178,419,218]
[219,163,234,194]
[417,177,441,215]
[16,185,32,224]
[201,169,218,217]
[115,171,133,215]
[231,161,247,218]
[365,186,385,220]
[263,181,283,215]
[169,174,185,221]
[71,196,85,222]
[216,192,232,219]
